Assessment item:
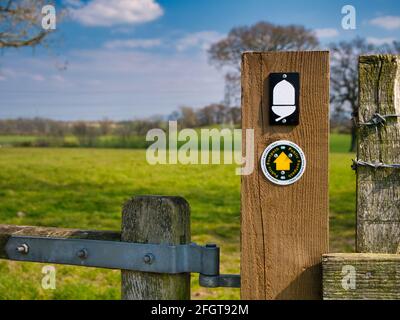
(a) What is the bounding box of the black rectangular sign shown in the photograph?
[268,73,300,125]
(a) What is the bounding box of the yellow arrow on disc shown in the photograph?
[274,152,292,171]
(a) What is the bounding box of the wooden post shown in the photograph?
[241,51,330,299]
[322,55,400,300]
[357,55,400,253]
[121,195,191,300]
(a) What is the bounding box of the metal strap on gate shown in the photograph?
[5,236,240,288]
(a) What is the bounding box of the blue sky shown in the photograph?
[1,0,400,120]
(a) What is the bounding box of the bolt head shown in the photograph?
[77,249,88,259]
[143,253,154,264]
[16,244,29,254]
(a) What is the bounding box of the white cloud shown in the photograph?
[104,38,162,49]
[52,75,65,82]
[31,74,45,81]
[104,32,225,52]
[314,28,339,39]
[0,67,48,82]
[367,37,396,45]
[69,0,163,27]
[370,16,400,30]
[176,31,225,52]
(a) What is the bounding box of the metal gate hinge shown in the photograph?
[5,236,240,288]
[199,274,241,288]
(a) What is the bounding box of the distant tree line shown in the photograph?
[169,104,240,128]
[0,103,241,148]
[0,118,68,136]
[0,103,240,135]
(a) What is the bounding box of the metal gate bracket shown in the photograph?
[5,236,240,288]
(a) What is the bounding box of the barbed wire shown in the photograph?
[355,113,400,127]
[352,159,400,171]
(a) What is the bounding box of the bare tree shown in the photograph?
[195,104,223,127]
[179,106,198,128]
[228,106,241,125]
[72,122,88,146]
[209,22,319,106]
[0,0,55,49]
[72,121,100,147]
[99,118,113,136]
[330,37,400,151]
[196,105,216,127]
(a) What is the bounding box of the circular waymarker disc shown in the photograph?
[260,140,306,186]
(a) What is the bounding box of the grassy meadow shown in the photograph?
[0,133,355,300]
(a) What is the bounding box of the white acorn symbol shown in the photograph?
[272,77,296,122]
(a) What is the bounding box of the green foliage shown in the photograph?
[0,134,355,299]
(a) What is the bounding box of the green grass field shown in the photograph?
[0,134,355,300]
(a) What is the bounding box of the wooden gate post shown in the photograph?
[241,51,330,299]
[121,195,191,300]
[322,55,400,300]
[357,55,400,253]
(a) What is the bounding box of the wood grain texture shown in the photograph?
[357,55,400,253]
[323,253,400,300]
[121,195,191,300]
[0,224,120,259]
[241,52,330,300]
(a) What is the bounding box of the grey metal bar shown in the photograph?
[5,235,240,288]
[199,274,241,288]
[5,236,219,275]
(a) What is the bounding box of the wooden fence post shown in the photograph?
[121,195,191,300]
[241,51,330,299]
[322,54,400,300]
[357,55,400,253]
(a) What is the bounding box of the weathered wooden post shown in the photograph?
[322,55,400,300]
[241,52,330,299]
[356,55,400,253]
[121,195,191,300]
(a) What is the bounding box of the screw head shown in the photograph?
[143,253,155,264]
[77,249,88,259]
[16,244,29,254]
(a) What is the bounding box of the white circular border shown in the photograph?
[260,140,306,186]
